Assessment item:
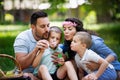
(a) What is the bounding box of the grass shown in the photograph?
[0,22,120,71]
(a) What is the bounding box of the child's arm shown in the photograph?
[32,50,44,68]
[87,58,109,80]
[95,58,109,78]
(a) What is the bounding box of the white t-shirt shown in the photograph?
[75,49,114,73]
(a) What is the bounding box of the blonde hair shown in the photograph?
[75,31,92,48]
[49,26,62,40]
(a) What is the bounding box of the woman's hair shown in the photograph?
[75,31,92,48]
[64,18,84,31]
[49,26,63,40]
[64,18,98,35]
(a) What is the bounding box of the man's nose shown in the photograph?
[45,26,49,32]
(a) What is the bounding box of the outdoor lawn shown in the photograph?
[0,22,120,71]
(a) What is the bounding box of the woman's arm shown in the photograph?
[91,35,117,62]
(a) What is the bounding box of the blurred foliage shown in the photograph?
[88,0,120,22]
[84,10,97,24]
[46,0,66,14]
[5,13,14,24]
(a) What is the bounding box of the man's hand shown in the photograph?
[36,40,49,50]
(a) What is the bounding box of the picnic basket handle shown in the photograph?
[0,54,23,79]
[0,54,22,72]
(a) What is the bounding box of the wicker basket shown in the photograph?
[0,54,23,80]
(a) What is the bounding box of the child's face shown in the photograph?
[48,31,61,49]
[70,35,84,52]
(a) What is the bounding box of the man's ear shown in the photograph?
[31,24,35,29]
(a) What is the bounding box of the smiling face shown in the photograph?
[63,24,77,41]
[48,31,61,49]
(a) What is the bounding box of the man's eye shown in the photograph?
[47,24,50,27]
[40,25,45,28]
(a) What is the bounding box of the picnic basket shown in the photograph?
[0,54,23,80]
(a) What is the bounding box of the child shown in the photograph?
[70,31,117,80]
[32,26,78,80]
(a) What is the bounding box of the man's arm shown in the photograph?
[15,47,39,70]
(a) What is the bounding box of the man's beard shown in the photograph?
[36,32,48,40]
[42,32,48,39]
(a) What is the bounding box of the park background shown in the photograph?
[0,0,120,71]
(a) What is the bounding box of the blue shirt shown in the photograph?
[14,29,36,73]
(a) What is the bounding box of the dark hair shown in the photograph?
[63,18,98,60]
[30,10,48,25]
[65,18,84,31]
[64,18,98,35]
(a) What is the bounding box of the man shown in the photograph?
[13,10,50,80]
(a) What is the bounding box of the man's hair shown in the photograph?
[75,31,92,48]
[30,10,48,25]
[49,26,63,40]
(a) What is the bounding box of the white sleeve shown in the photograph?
[86,50,101,63]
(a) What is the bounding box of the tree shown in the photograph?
[0,0,5,24]
[89,0,120,23]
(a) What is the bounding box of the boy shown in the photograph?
[32,26,78,80]
[70,31,117,80]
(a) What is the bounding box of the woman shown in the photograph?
[60,18,120,80]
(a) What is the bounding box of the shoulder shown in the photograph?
[16,29,31,39]
[14,29,34,46]
[91,35,104,43]
[91,35,105,48]
[86,49,101,62]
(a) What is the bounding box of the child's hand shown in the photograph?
[51,53,65,66]
[57,57,65,66]
[52,52,67,61]
[83,73,97,80]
